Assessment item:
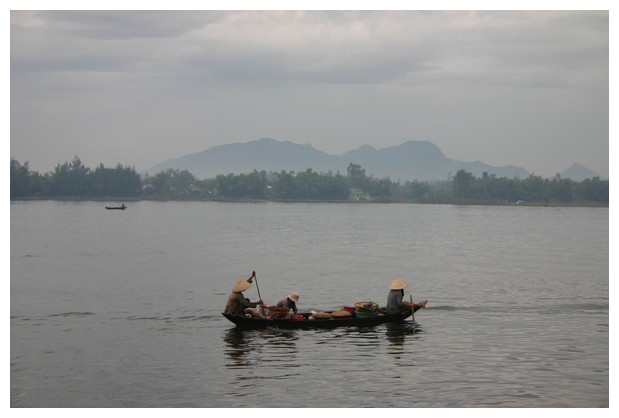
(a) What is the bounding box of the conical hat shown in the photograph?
[232,279,252,293]
[389,278,408,290]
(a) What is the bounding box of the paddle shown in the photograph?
[410,294,415,333]
[251,270,268,320]
[250,270,262,302]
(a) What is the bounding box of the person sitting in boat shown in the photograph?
[386,278,428,315]
[224,276,265,318]
[272,291,300,318]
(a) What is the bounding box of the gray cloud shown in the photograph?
[36,10,216,39]
[10,10,609,178]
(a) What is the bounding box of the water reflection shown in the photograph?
[223,327,301,387]
[223,328,253,368]
[385,321,422,362]
[222,322,424,392]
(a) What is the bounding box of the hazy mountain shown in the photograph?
[560,163,599,181]
[340,141,529,180]
[151,138,340,178]
[149,138,530,181]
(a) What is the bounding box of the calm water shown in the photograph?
[10,201,608,407]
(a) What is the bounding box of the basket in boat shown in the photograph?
[355,312,379,318]
[354,301,378,314]
[267,306,290,312]
[331,310,353,318]
[312,311,333,319]
[267,306,290,319]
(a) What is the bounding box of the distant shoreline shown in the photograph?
[9,196,608,208]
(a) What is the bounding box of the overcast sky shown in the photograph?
[10,6,610,178]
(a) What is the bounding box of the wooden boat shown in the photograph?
[222,304,424,329]
[105,204,126,210]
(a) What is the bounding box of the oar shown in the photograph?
[410,294,415,333]
[251,270,262,302]
[251,270,268,320]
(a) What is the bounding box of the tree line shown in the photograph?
[11,157,141,198]
[10,157,608,205]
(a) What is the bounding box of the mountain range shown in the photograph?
[559,163,600,182]
[149,138,599,182]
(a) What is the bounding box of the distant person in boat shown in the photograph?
[224,275,265,318]
[272,291,300,318]
[386,278,428,315]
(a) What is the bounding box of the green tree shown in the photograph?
[272,170,296,200]
[577,177,608,203]
[51,156,91,196]
[548,175,574,203]
[401,180,430,200]
[142,169,196,197]
[91,163,142,196]
[453,169,474,200]
[347,163,368,190]
[10,159,30,198]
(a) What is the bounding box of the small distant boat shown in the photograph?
[105,204,127,210]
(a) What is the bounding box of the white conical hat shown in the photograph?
[389,278,408,290]
[232,279,252,293]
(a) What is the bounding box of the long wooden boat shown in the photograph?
[222,305,424,329]
[105,205,126,210]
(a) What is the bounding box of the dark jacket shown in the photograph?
[386,289,405,314]
[224,292,259,315]
[276,297,298,314]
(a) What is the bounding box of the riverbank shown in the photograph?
[10,196,608,208]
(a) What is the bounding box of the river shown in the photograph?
[10,201,608,407]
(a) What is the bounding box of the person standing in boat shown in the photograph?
[386,278,427,314]
[224,274,265,318]
[273,291,300,318]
